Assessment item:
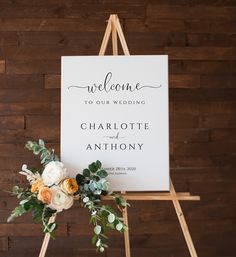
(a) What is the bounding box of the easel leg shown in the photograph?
[121,188,131,257]
[114,15,130,55]
[122,199,131,257]
[38,215,56,257]
[111,15,118,55]
[99,18,112,55]
[170,180,198,257]
[111,14,132,257]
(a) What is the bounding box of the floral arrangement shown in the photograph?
[8,139,129,252]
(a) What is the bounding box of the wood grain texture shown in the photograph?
[0,60,5,73]
[0,1,235,256]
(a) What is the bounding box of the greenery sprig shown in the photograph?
[25,139,59,165]
[76,160,129,251]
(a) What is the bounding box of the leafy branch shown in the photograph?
[76,160,129,252]
[25,139,59,166]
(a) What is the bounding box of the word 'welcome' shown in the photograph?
[67,72,162,93]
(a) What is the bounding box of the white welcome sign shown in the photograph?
[61,56,169,191]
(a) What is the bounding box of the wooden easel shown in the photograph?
[39,14,200,257]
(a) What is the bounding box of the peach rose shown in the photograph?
[31,180,44,193]
[38,187,52,204]
[61,178,79,195]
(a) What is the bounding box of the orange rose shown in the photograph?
[38,187,52,204]
[61,178,79,195]
[31,180,44,193]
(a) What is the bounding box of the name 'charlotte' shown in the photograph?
[80,122,149,130]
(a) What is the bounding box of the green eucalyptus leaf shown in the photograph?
[88,181,96,192]
[95,160,102,169]
[91,234,97,245]
[83,184,89,191]
[38,139,45,147]
[94,190,102,195]
[48,222,58,232]
[97,170,108,178]
[83,197,89,203]
[96,238,101,247]
[88,162,97,173]
[91,175,100,182]
[94,225,101,235]
[12,185,21,195]
[32,204,44,222]
[115,223,123,231]
[83,169,90,177]
[108,213,115,223]
[23,202,31,211]
[115,196,121,205]
[76,174,85,185]
[99,246,105,252]
[115,195,127,208]
[33,145,41,154]
[25,141,35,150]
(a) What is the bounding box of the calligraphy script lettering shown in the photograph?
[67,72,162,93]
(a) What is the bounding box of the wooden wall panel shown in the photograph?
[0,1,235,256]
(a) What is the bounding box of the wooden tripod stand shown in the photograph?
[39,14,200,257]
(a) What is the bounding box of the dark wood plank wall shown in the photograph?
[0,0,235,256]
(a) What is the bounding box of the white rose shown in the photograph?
[48,186,73,212]
[42,161,67,186]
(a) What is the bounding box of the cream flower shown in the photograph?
[42,161,68,186]
[47,186,73,212]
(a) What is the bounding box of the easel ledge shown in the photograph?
[39,14,200,257]
[104,192,200,201]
